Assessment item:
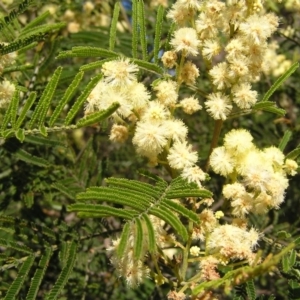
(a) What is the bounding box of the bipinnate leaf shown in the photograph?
[72,175,210,243]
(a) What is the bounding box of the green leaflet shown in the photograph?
[28,66,63,129]
[76,188,150,211]
[15,91,37,129]
[137,0,148,60]
[76,102,120,127]
[261,62,299,102]
[149,207,188,242]
[15,149,50,167]
[132,0,138,58]
[68,204,136,220]
[106,177,161,198]
[130,58,164,75]
[10,89,20,129]
[117,223,131,258]
[246,279,256,300]
[45,240,78,300]
[49,71,84,127]
[4,255,35,300]
[134,218,144,260]
[52,182,77,200]
[286,147,300,160]
[19,23,66,40]
[278,130,292,152]
[161,199,199,223]
[109,2,120,51]
[153,5,164,64]
[57,46,119,59]
[26,248,53,300]
[65,73,103,125]
[0,237,32,254]
[142,214,156,253]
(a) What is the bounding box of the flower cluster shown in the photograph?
[86,57,204,186]
[166,0,286,120]
[0,47,17,109]
[210,129,298,217]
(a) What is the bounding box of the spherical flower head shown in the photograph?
[167,141,198,170]
[102,58,139,86]
[238,14,279,44]
[190,246,201,257]
[109,124,129,143]
[199,255,220,281]
[223,182,246,200]
[262,146,285,169]
[132,121,168,157]
[170,28,200,56]
[215,211,224,219]
[0,79,16,109]
[179,61,199,85]
[224,129,254,155]
[209,62,231,90]
[180,96,202,114]
[284,159,298,176]
[202,39,221,60]
[181,165,206,187]
[161,51,178,68]
[125,81,150,114]
[141,101,170,124]
[164,119,188,142]
[210,146,235,176]
[199,209,217,233]
[207,225,259,262]
[232,83,258,109]
[205,92,232,120]
[154,80,178,107]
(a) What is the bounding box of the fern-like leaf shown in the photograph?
[57,46,119,59]
[278,130,292,152]
[134,218,144,260]
[245,279,256,300]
